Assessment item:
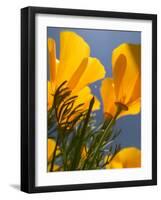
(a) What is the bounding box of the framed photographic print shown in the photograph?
[21,6,157,193]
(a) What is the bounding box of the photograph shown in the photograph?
[47,27,141,172]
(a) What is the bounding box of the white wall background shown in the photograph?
[0,0,160,199]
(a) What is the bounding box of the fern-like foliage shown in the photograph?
[47,81,121,172]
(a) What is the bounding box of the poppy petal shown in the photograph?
[48,38,57,84]
[100,78,116,117]
[70,57,105,92]
[56,32,90,87]
[108,147,141,168]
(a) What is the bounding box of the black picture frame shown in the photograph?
[21,6,157,193]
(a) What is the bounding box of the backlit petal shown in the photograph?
[118,98,141,118]
[48,138,56,162]
[48,138,60,162]
[67,58,88,90]
[108,147,141,168]
[72,86,100,111]
[48,38,57,84]
[100,78,116,118]
[112,43,141,104]
[92,96,100,111]
[128,73,141,103]
[69,57,105,92]
[112,54,127,101]
[56,32,90,87]
[48,81,54,110]
[108,161,123,169]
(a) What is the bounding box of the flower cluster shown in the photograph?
[47,31,141,172]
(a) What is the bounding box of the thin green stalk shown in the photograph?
[70,97,95,170]
[82,118,114,169]
[86,106,122,169]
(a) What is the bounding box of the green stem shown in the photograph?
[70,97,95,170]
[86,106,122,169]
